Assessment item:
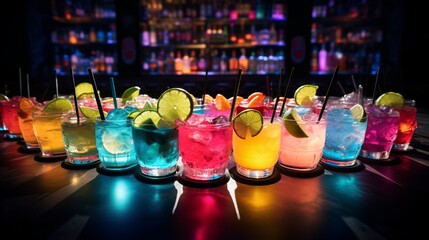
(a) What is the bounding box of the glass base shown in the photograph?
[183,166,227,181]
[359,150,391,160]
[392,143,410,151]
[25,143,40,149]
[140,165,177,177]
[277,162,318,172]
[320,158,356,167]
[66,154,99,165]
[236,164,273,179]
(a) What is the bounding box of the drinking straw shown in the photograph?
[229,68,243,122]
[109,77,118,109]
[201,68,209,106]
[26,74,30,98]
[265,75,270,97]
[279,67,295,117]
[88,68,105,121]
[318,66,338,122]
[336,80,346,95]
[371,67,380,104]
[69,67,80,125]
[54,70,59,98]
[271,68,284,123]
[351,75,358,91]
[19,67,22,96]
[40,74,53,103]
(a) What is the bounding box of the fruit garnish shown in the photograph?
[43,98,73,112]
[204,94,214,104]
[121,86,141,104]
[283,108,309,138]
[215,94,231,110]
[157,88,194,123]
[0,93,9,101]
[142,101,157,111]
[18,98,35,112]
[101,130,129,154]
[75,82,95,99]
[247,94,265,107]
[132,110,161,128]
[127,110,143,119]
[375,92,404,108]
[350,104,366,122]
[232,109,263,139]
[247,92,265,102]
[294,84,318,106]
[79,105,107,123]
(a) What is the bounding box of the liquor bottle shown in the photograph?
[220,50,228,73]
[238,48,249,72]
[190,50,198,72]
[165,51,175,74]
[318,42,328,72]
[197,49,206,71]
[311,47,319,72]
[248,51,257,74]
[149,51,158,73]
[142,24,150,46]
[229,50,238,72]
[211,49,220,72]
[175,51,183,74]
[182,50,191,74]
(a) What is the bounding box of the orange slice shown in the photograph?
[215,94,231,110]
[247,94,265,107]
[19,98,35,112]
[228,96,244,108]
[204,94,214,104]
[248,92,265,103]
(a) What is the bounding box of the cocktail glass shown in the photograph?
[2,96,23,139]
[18,97,40,149]
[321,106,367,167]
[392,99,418,151]
[279,111,327,171]
[178,114,232,181]
[233,116,281,178]
[32,106,68,157]
[95,114,137,172]
[359,104,400,160]
[61,112,99,165]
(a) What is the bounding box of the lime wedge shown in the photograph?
[102,130,128,154]
[232,109,263,139]
[375,92,404,108]
[350,104,366,122]
[80,105,107,122]
[283,108,309,138]
[121,86,141,104]
[142,101,157,111]
[75,82,94,99]
[294,84,318,106]
[0,93,9,101]
[43,98,73,112]
[127,110,143,120]
[157,88,194,123]
[132,110,161,128]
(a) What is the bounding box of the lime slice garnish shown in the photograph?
[121,86,141,104]
[294,84,318,106]
[75,82,94,99]
[79,105,107,123]
[375,92,404,108]
[283,108,309,138]
[232,109,263,139]
[0,93,9,101]
[101,130,128,154]
[157,88,194,123]
[142,101,157,111]
[350,104,366,122]
[43,98,73,112]
[132,110,161,127]
[127,110,143,120]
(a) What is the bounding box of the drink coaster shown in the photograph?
[17,145,41,154]
[357,155,400,165]
[229,166,281,186]
[97,163,137,176]
[134,167,178,184]
[62,160,100,170]
[176,171,230,188]
[276,163,325,177]
[17,139,26,145]
[34,153,67,162]
[320,160,365,172]
[391,146,417,154]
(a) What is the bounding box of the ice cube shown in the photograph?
[188,130,213,145]
[302,112,319,122]
[327,108,353,121]
[106,108,129,120]
[294,106,312,116]
[211,115,229,124]
[124,105,139,113]
[186,114,206,125]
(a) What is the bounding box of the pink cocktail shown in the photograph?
[2,96,23,139]
[393,100,417,151]
[178,114,232,181]
[359,104,400,160]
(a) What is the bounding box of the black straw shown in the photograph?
[372,67,381,104]
[88,68,105,121]
[279,67,295,117]
[26,74,30,98]
[336,80,346,95]
[351,75,358,91]
[201,68,208,106]
[110,77,118,109]
[271,68,284,123]
[229,69,243,122]
[54,70,59,98]
[318,66,338,122]
[19,68,22,96]
[70,67,80,125]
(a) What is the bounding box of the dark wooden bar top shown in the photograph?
[1,108,429,240]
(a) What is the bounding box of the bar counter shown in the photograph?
[1,108,429,240]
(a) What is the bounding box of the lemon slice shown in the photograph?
[101,130,128,154]
[283,108,309,138]
[121,86,141,104]
[75,82,94,99]
[233,109,263,139]
[43,98,73,112]
[80,105,107,122]
[0,93,9,101]
[350,104,366,122]
[157,88,194,123]
[375,92,404,108]
[294,84,318,106]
